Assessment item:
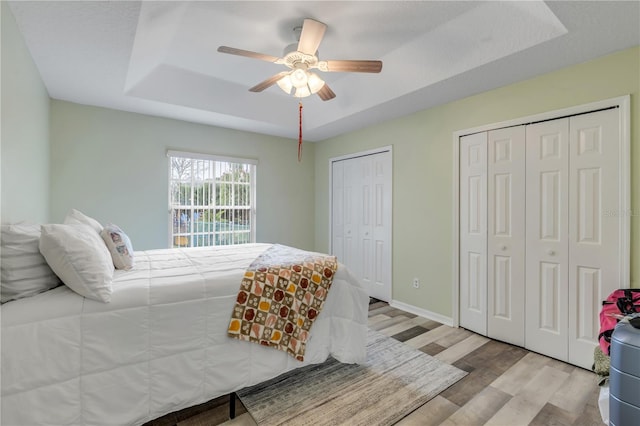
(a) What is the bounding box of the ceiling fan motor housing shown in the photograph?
[282,48,318,70]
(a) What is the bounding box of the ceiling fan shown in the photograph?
[217,18,383,101]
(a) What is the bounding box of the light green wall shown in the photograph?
[314,46,640,319]
[4,0,637,317]
[1,2,51,223]
[50,101,316,251]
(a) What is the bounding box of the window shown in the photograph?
[168,150,256,248]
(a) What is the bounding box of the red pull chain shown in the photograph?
[298,101,303,162]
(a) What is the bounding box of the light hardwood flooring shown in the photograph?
[146,301,605,426]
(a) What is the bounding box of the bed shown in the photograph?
[1,228,369,425]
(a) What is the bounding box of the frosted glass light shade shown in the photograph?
[307,73,325,94]
[277,76,293,94]
[277,69,325,98]
[294,86,311,98]
[291,69,309,88]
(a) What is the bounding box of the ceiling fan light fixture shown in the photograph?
[279,68,325,98]
[294,86,311,98]
[290,68,309,89]
[276,75,293,94]
[307,72,325,94]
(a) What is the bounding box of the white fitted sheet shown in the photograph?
[1,244,369,425]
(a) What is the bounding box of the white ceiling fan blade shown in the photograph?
[297,18,327,55]
[317,84,336,101]
[249,72,290,92]
[218,46,280,63]
[321,60,383,73]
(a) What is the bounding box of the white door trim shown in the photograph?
[452,95,631,328]
[329,146,394,163]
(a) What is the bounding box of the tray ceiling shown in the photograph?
[8,1,640,141]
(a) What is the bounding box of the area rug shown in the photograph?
[236,328,467,425]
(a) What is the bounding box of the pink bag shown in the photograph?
[598,289,640,355]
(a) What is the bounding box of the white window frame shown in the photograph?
[167,150,257,248]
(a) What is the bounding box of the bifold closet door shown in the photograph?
[459,133,488,335]
[459,104,625,369]
[487,127,525,346]
[568,108,620,367]
[525,109,621,368]
[525,118,570,361]
[331,152,392,302]
[331,161,346,266]
[357,153,392,301]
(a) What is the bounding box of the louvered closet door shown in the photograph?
[459,133,488,335]
[487,127,525,346]
[568,108,620,368]
[525,118,570,361]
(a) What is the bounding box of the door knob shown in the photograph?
[500,245,507,251]
[548,249,555,256]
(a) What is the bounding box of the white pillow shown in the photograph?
[100,224,134,270]
[39,224,114,303]
[1,224,61,303]
[63,209,103,233]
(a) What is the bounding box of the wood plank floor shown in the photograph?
[146,301,605,426]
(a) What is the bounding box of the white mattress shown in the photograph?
[1,244,369,425]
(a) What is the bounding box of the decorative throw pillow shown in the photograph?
[39,223,114,303]
[100,224,134,270]
[1,224,62,303]
[63,208,103,234]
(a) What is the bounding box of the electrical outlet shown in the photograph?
[412,278,420,289]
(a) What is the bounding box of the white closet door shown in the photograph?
[341,158,360,277]
[359,156,374,294]
[459,133,488,335]
[525,118,570,361]
[487,126,526,346]
[331,161,345,263]
[568,108,620,368]
[360,152,392,302]
[457,102,627,369]
[331,151,392,302]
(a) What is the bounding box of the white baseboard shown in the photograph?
[389,300,454,327]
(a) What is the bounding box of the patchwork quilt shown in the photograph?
[228,244,338,361]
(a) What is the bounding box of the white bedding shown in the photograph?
[1,244,369,426]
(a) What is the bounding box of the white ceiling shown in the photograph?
[8,1,640,141]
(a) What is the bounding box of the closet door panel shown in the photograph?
[487,126,525,346]
[331,162,345,263]
[525,118,569,361]
[342,159,360,278]
[370,153,392,301]
[568,108,620,368]
[332,151,393,302]
[359,157,373,290]
[459,133,488,335]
